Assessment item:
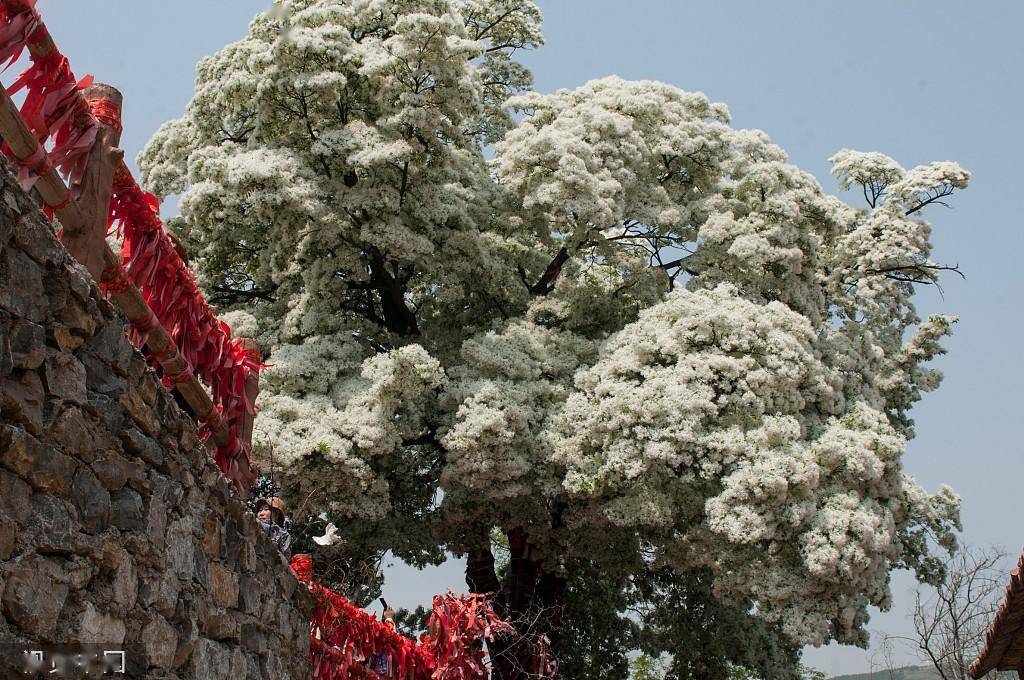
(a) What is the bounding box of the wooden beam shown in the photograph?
[0,78,85,232]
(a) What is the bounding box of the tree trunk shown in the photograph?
[464,528,566,680]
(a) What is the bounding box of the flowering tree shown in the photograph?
[139,0,968,675]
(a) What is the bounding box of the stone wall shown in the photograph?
[0,167,313,678]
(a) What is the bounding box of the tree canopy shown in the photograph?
[139,0,968,672]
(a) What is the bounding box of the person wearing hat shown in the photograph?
[254,496,292,559]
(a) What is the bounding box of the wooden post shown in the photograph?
[239,337,261,450]
[62,82,125,279]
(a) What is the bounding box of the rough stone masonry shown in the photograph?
[0,161,313,678]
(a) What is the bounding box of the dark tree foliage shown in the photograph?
[557,565,639,680]
[637,570,802,680]
[393,605,431,640]
[558,567,802,680]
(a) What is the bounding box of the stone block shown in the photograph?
[138,372,158,407]
[229,646,247,678]
[24,444,77,495]
[57,295,97,338]
[90,452,130,490]
[120,389,160,438]
[240,622,268,655]
[60,555,98,590]
[0,424,36,476]
[238,576,262,616]
[12,210,64,268]
[2,555,69,637]
[277,568,299,599]
[0,248,46,322]
[118,425,164,467]
[141,614,179,669]
[240,537,258,574]
[180,425,200,452]
[27,494,77,555]
[145,496,168,552]
[166,517,195,581]
[0,369,44,434]
[42,348,87,404]
[139,570,180,619]
[208,562,239,609]
[201,514,221,558]
[0,468,31,523]
[97,443,148,491]
[71,467,111,533]
[201,606,240,642]
[194,550,209,590]
[79,602,126,645]
[0,519,14,560]
[186,638,231,679]
[110,487,144,531]
[111,553,138,610]
[9,319,44,369]
[50,404,115,462]
[78,347,127,394]
[42,264,69,319]
[2,428,77,497]
[0,310,12,377]
[159,433,180,457]
[80,321,132,376]
[89,392,126,432]
[64,258,92,302]
[94,538,127,573]
[48,323,82,352]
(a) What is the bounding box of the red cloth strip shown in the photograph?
[98,263,132,296]
[0,1,40,70]
[7,140,49,191]
[86,96,121,134]
[128,306,159,347]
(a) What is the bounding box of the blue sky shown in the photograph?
[26,2,1024,676]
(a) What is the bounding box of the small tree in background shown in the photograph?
[912,546,1013,680]
[876,545,1015,680]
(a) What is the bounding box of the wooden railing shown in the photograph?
[0,0,259,493]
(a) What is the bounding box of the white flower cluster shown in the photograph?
[440,320,597,521]
[549,286,958,643]
[254,337,444,519]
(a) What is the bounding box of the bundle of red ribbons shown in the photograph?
[0,0,258,490]
[291,555,512,680]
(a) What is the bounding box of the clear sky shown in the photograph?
[25,1,1024,676]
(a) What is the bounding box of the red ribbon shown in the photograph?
[0,0,40,70]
